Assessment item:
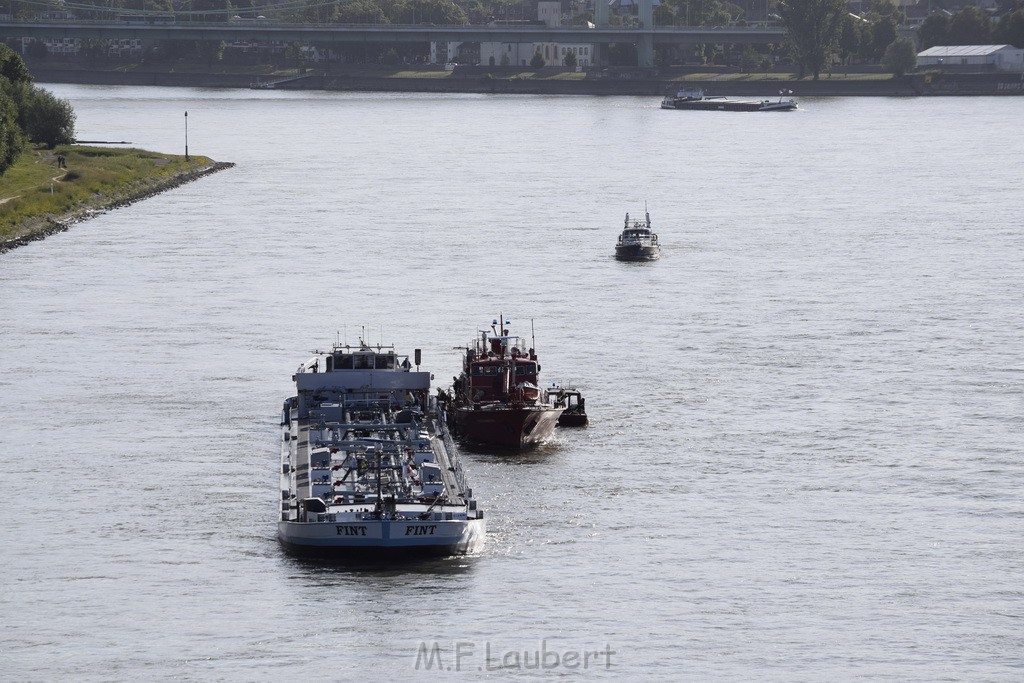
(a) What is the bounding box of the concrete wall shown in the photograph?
[28,65,1024,96]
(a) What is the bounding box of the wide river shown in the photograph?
[1,85,1022,680]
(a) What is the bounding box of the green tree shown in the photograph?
[778,0,846,79]
[868,0,903,23]
[0,44,31,175]
[948,6,991,44]
[666,0,731,27]
[490,0,529,21]
[918,14,950,50]
[653,3,677,26]
[392,0,467,24]
[24,88,76,149]
[563,49,578,67]
[739,45,760,72]
[191,0,230,22]
[335,0,389,23]
[0,92,23,175]
[838,15,863,64]
[870,16,898,59]
[995,9,1024,47]
[882,37,916,76]
[760,55,772,77]
[530,50,546,68]
[0,43,32,85]
[463,0,489,23]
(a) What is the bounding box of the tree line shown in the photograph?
[781,0,1024,80]
[919,4,1024,50]
[0,44,77,176]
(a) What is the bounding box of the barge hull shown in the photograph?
[455,406,562,448]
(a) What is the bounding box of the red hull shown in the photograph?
[454,404,563,448]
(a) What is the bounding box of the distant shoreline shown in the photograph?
[27,62,1024,97]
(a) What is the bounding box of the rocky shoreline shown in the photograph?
[1,161,234,254]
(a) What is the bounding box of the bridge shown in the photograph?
[0,20,789,68]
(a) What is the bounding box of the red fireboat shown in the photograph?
[451,318,564,449]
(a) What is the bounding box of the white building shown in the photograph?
[917,45,1024,72]
[18,36,81,56]
[478,1,594,67]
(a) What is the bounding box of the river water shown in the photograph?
[1,85,1022,680]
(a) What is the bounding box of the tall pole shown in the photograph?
[184,110,189,161]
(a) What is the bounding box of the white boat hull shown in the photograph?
[278,518,485,558]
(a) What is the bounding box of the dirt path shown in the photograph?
[0,153,67,205]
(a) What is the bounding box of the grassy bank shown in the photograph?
[1,146,232,252]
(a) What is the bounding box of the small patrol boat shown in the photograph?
[616,209,660,261]
[552,387,588,426]
[278,338,485,559]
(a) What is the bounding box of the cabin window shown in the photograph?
[337,355,353,369]
[354,355,371,369]
[375,355,395,370]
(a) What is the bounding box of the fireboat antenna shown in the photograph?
[531,318,536,351]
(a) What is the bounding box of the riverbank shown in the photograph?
[25,58,1024,96]
[0,146,233,253]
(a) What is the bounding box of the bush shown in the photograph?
[882,38,917,77]
[0,44,31,85]
[0,92,24,174]
[25,88,76,149]
[530,51,545,69]
[740,46,760,73]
